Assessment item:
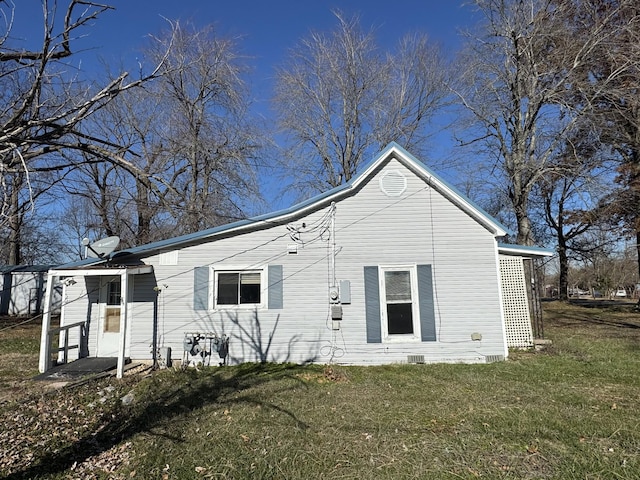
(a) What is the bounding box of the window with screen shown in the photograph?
[216,271,262,306]
[380,266,420,339]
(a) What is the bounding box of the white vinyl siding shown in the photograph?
[337,158,503,362]
[144,157,505,365]
[58,154,507,366]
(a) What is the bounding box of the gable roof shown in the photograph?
[59,143,512,268]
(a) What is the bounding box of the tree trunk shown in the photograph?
[636,230,640,288]
[514,200,535,246]
[136,178,152,245]
[7,174,22,265]
[557,237,569,301]
[7,216,21,265]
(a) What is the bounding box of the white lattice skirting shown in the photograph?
[499,255,534,348]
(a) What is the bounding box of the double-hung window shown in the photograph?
[364,264,435,343]
[380,266,421,340]
[215,270,262,306]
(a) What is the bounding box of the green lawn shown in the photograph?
[1,301,639,479]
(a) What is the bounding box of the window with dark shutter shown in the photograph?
[364,264,436,343]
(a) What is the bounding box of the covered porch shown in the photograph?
[39,264,154,379]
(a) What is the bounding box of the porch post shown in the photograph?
[116,271,129,379]
[38,271,56,373]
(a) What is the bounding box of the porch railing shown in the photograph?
[47,321,86,368]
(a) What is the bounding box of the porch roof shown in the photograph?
[49,264,154,277]
[498,243,554,258]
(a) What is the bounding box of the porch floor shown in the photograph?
[34,357,120,381]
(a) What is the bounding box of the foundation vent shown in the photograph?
[485,355,505,363]
[407,354,425,364]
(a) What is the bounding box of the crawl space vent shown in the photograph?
[379,170,407,197]
[407,354,425,364]
[485,355,504,363]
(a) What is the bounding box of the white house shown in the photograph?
[39,143,552,377]
[1,265,61,316]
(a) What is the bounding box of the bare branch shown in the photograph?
[0,0,113,62]
[274,10,449,195]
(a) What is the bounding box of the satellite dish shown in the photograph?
[82,236,120,258]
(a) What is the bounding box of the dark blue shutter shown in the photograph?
[268,265,283,309]
[364,266,382,343]
[193,266,209,311]
[417,264,436,341]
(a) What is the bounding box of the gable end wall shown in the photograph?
[118,158,507,366]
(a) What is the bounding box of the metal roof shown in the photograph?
[0,264,58,274]
[498,243,555,257]
[59,142,518,268]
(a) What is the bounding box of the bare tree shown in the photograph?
[273,11,450,194]
[453,0,625,246]
[51,20,263,250]
[571,0,640,279]
[0,170,62,264]
[143,22,263,234]
[536,122,615,300]
[0,0,170,264]
[64,81,174,248]
[57,195,112,260]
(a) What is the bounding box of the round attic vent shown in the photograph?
[379,170,407,197]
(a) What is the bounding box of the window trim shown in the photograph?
[378,265,422,342]
[212,266,266,310]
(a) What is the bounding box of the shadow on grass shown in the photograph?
[567,300,640,330]
[546,300,640,335]
[5,362,309,480]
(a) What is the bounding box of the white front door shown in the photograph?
[98,278,122,357]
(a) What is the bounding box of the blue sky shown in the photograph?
[11,1,480,210]
[13,0,477,107]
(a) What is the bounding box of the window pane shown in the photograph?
[385,271,411,302]
[217,273,239,305]
[107,281,121,305]
[240,272,261,303]
[387,303,414,334]
[104,307,121,332]
[241,272,261,284]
